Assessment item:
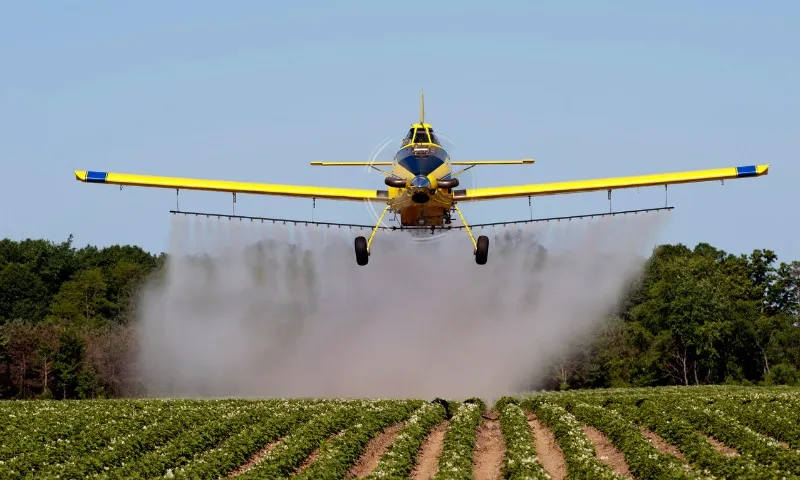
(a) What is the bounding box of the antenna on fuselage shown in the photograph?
[420,89,425,124]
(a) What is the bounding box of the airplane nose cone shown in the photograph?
[410,175,431,189]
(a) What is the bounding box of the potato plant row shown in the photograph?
[558,401,711,480]
[528,385,800,480]
[524,399,625,480]
[1,399,258,479]
[365,399,448,479]
[636,397,800,478]
[666,392,800,450]
[233,399,420,480]
[4,385,800,479]
[432,398,485,480]
[496,400,550,480]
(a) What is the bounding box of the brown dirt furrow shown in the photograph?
[293,446,322,476]
[527,413,567,480]
[411,420,449,480]
[582,425,634,479]
[639,426,687,461]
[227,438,282,477]
[776,440,800,453]
[472,413,505,480]
[704,435,739,457]
[346,422,405,479]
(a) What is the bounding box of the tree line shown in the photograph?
[0,235,164,399]
[540,243,800,390]
[1,235,798,399]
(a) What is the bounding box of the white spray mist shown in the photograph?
[132,211,668,400]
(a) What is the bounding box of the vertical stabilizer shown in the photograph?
[420,90,425,124]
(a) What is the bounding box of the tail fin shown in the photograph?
[420,90,425,124]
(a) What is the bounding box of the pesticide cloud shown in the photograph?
[133,211,668,399]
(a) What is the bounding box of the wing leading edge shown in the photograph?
[453,164,769,201]
[451,159,534,165]
[308,160,534,166]
[74,170,388,201]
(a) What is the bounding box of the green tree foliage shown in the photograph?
[0,262,48,322]
[52,328,85,399]
[548,242,800,390]
[49,267,116,327]
[0,236,162,398]
[0,234,797,398]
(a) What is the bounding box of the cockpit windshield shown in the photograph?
[414,128,431,144]
[427,128,440,145]
[403,126,441,145]
[403,128,414,145]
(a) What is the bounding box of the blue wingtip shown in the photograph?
[86,171,108,183]
[735,165,757,177]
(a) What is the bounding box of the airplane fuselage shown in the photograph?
[383,124,459,227]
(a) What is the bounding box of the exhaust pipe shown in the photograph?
[384,177,407,188]
[437,178,459,189]
[384,176,459,189]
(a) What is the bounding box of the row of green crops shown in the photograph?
[519,385,800,479]
[3,385,800,479]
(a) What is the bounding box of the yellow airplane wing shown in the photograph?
[310,161,393,166]
[74,170,388,201]
[451,159,534,165]
[453,164,769,201]
[309,160,534,166]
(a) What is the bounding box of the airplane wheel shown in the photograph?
[475,235,489,265]
[355,236,369,266]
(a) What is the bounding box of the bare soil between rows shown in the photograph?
[472,412,505,480]
[411,420,449,480]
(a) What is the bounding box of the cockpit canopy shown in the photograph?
[403,125,440,146]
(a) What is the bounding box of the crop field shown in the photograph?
[3,386,800,479]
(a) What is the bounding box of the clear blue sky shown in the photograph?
[2,1,797,261]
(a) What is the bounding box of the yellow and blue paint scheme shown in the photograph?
[452,164,770,201]
[74,91,769,234]
[74,169,387,201]
[385,122,458,226]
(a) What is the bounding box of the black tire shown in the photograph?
[475,235,489,265]
[354,236,369,266]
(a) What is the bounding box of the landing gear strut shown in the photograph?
[355,205,391,266]
[453,204,489,265]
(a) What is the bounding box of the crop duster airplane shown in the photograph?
[74,92,769,266]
